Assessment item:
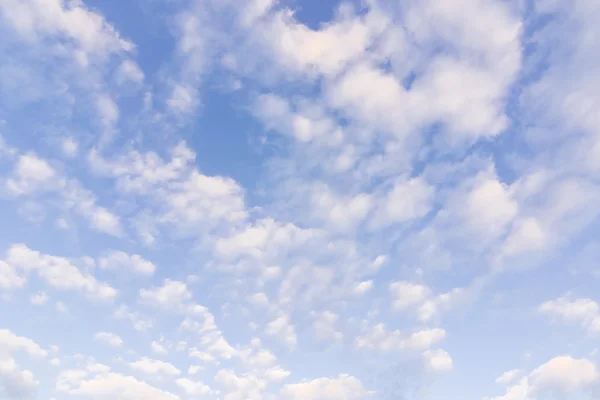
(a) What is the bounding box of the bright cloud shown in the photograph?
[0,0,598,399]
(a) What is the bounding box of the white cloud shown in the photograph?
[213,368,267,399]
[88,142,247,241]
[312,311,343,343]
[496,369,521,386]
[96,95,119,127]
[389,280,466,322]
[309,185,372,231]
[151,341,168,356]
[175,378,211,397]
[280,374,369,400]
[5,153,62,195]
[0,329,47,358]
[3,149,123,237]
[265,314,297,348]
[0,0,133,59]
[117,60,144,84]
[114,305,152,332]
[29,292,48,305]
[5,244,117,301]
[129,357,180,377]
[94,332,123,348]
[355,324,446,352]
[0,261,25,290]
[354,280,373,295]
[98,251,156,276]
[0,355,39,400]
[501,217,547,257]
[539,296,600,334]
[214,218,316,261]
[0,134,16,158]
[55,301,69,314]
[138,280,191,310]
[370,177,435,229]
[0,330,44,398]
[56,370,179,400]
[423,349,453,373]
[60,137,79,158]
[488,356,599,400]
[59,178,124,237]
[167,84,195,114]
[251,93,339,143]
[389,282,430,311]
[529,356,598,393]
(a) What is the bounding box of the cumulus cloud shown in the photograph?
[1,0,600,399]
[56,370,179,400]
[94,332,123,348]
[489,356,600,399]
[2,147,123,237]
[128,358,180,377]
[355,324,446,352]
[88,142,247,242]
[138,280,191,310]
[0,356,39,400]
[540,296,600,334]
[265,314,297,348]
[5,244,117,301]
[280,374,369,400]
[98,251,156,276]
[0,330,46,399]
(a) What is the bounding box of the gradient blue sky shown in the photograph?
[1,0,600,399]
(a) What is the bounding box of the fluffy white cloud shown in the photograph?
[114,305,153,332]
[370,177,435,229]
[2,148,123,237]
[129,358,180,377]
[0,355,39,400]
[88,142,246,242]
[175,377,211,396]
[4,153,62,195]
[0,261,25,290]
[389,280,466,322]
[117,60,144,84]
[312,311,343,343]
[94,332,123,348]
[529,356,598,393]
[265,315,297,348]
[279,374,369,400]
[96,94,119,127]
[539,296,600,334]
[5,244,117,301]
[60,137,78,158]
[1,1,599,400]
[0,329,47,358]
[356,324,446,352]
[496,369,521,386]
[488,356,600,399]
[98,251,156,276]
[0,0,133,57]
[151,341,168,356]
[0,330,45,399]
[214,218,316,261]
[423,349,453,373]
[29,292,48,305]
[138,280,191,310]
[389,282,430,310]
[56,370,179,400]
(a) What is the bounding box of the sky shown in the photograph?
[0,0,600,399]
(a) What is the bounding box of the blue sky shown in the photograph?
[1,0,600,399]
